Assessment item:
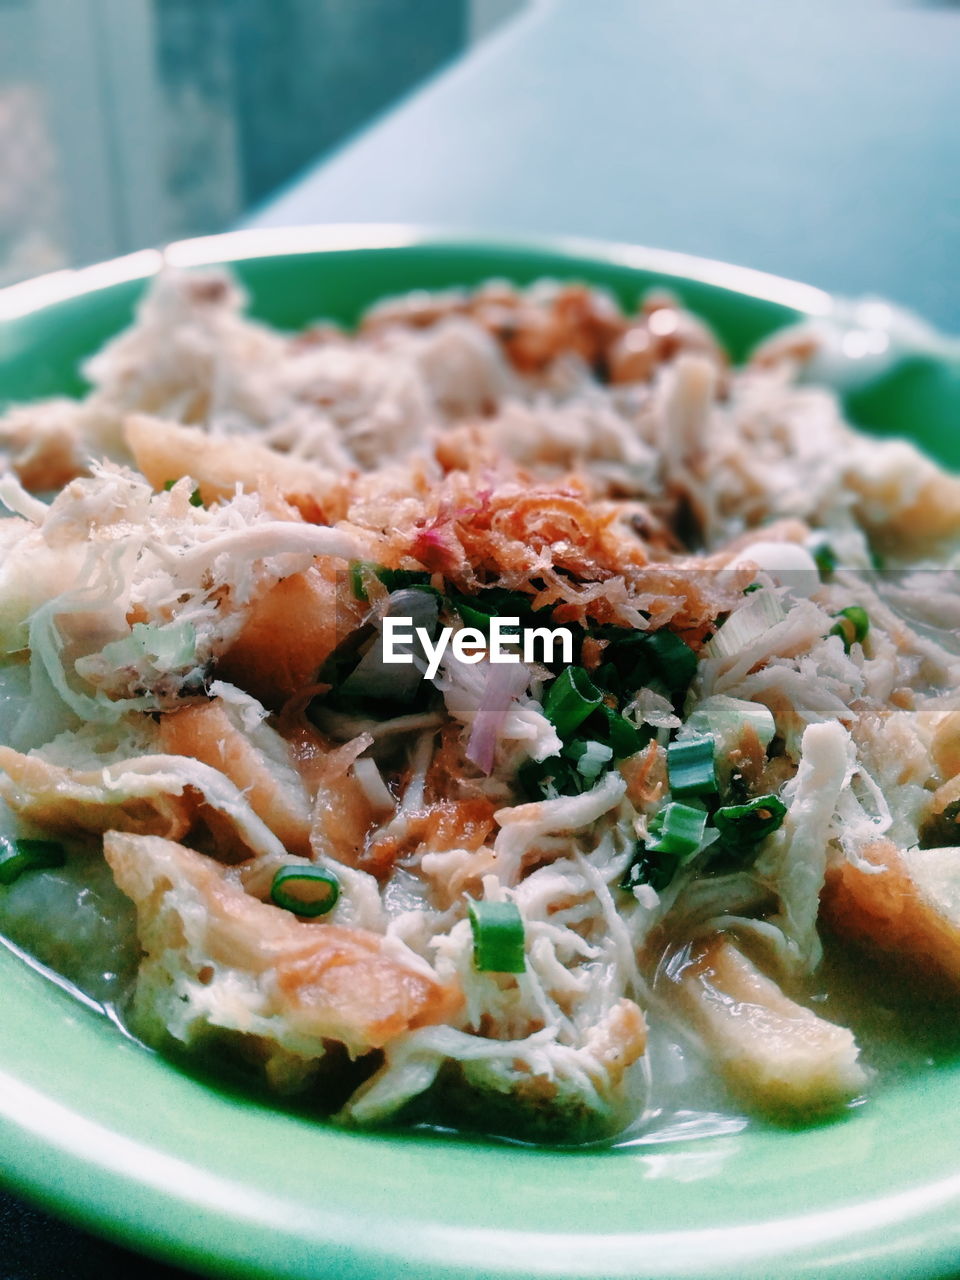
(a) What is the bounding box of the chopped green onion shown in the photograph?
[379,569,434,595]
[270,865,340,917]
[710,793,787,869]
[543,666,603,738]
[0,838,66,886]
[163,478,203,506]
[809,539,838,580]
[587,626,652,687]
[593,703,646,758]
[647,802,709,858]
[456,602,488,631]
[452,598,496,632]
[705,591,786,660]
[585,625,697,699]
[830,606,869,653]
[444,588,548,636]
[714,794,787,846]
[349,561,434,601]
[449,587,539,618]
[565,738,614,780]
[642,629,698,695]
[517,754,584,799]
[620,844,675,893]
[467,899,526,973]
[667,734,718,798]
[743,582,762,594]
[591,661,622,696]
[683,695,776,754]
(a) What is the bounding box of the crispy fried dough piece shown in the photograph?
[0,401,88,490]
[104,831,460,1058]
[433,999,647,1144]
[124,414,350,522]
[0,744,192,839]
[822,839,960,986]
[850,463,960,556]
[662,935,866,1115]
[217,563,363,708]
[158,699,312,857]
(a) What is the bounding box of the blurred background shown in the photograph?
[0,0,958,330]
[0,0,525,285]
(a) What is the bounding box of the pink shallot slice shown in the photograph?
[465,661,530,774]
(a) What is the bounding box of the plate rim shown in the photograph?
[1,226,958,1280]
[0,222,835,323]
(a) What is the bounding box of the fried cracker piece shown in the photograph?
[104,831,460,1063]
[822,838,960,986]
[125,414,350,522]
[662,935,866,1115]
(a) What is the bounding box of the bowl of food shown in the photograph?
[1,225,959,1280]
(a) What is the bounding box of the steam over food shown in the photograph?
[0,269,958,1142]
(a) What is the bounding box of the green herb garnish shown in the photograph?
[830,606,870,653]
[667,734,718,798]
[0,838,66,886]
[467,899,526,973]
[270,865,340,917]
[714,794,787,846]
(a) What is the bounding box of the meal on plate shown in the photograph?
[0,268,958,1144]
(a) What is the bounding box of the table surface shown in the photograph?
[251,0,960,333]
[5,2,960,1276]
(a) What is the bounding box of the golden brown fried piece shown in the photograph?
[608,293,726,385]
[0,402,88,490]
[662,935,866,1116]
[217,562,364,709]
[822,839,960,987]
[360,799,497,880]
[104,831,461,1057]
[125,414,350,522]
[158,699,313,858]
[0,744,192,840]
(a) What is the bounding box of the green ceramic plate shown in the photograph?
[1,227,960,1280]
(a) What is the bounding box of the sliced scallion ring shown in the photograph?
[270,865,340,917]
[597,704,646,759]
[830,606,870,653]
[543,666,603,739]
[0,838,66,886]
[646,802,709,859]
[667,734,718,797]
[810,539,838,579]
[467,899,526,973]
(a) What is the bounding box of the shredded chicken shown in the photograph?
[0,268,958,1144]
